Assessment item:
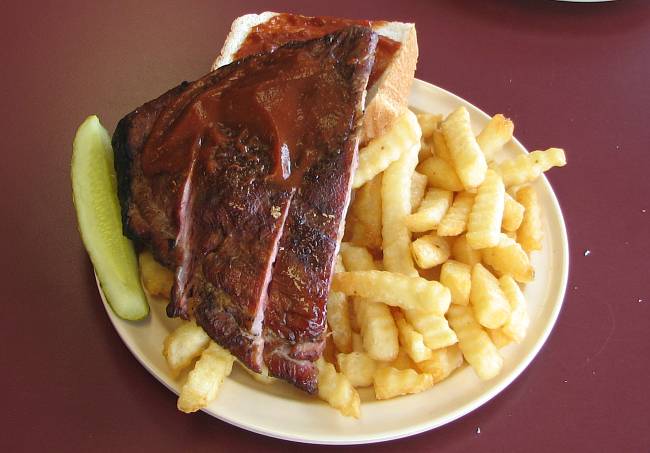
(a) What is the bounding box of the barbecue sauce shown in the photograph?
[235,14,400,87]
[141,26,377,188]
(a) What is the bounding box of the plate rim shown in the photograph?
[98,78,569,445]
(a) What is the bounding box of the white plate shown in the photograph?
[98,78,569,445]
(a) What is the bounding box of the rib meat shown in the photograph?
[113,26,376,387]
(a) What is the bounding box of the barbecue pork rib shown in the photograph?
[113,27,376,388]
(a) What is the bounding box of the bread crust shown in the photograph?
[360,24,418,144]
[211,13,418,144]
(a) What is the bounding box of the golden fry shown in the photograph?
[487,328,513,349]
[447,305,503,380]
[411,233,451,269]
[499,275,530,343]
[163,321,210,377]
[332,271,451,315]
[327,290,353,353]
[410,171,429,212]
[389,348,417,370]
[177,342,234,413]
[403,309,458,350]
[432,128,453,162]
[339,243,375,272]
[373,367,434,400]
[502,192,525,232]
[416,344,464,383]
[481,234,534,283]
[451,234,482,266]
[382,111,422,276]
[405,188,453,232]
[317,358,361,418]
[337,352,377,388]
[353,111,421,188]
[417,156,464,191]
[441,106,488,189]
[437,191,475,237]
[440,260,471,306]
[516,185,543,253]
[466,169,505,249]
[417,112,443,139]
[349,174,383,250]
[358,299,400,362]
[394,311,433,363]
[496,148,566,187]
[338,247,399,362]
[470,264,511,329]
[476,114,514,161]
[139,251,174,299]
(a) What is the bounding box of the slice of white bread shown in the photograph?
[212,13,418,144]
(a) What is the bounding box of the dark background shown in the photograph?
[2,1,649,451]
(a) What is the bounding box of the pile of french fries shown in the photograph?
[138,105,566,418]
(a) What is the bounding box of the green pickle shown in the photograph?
[71,115,149,320]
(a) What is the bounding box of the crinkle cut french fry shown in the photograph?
[403,309,458,350]
[177,342,234,413]
[163,321,211,377]
[388,348,416,370]
[417,112,443,139]
[338,245,399,362]
[353,111,421,188]
[476,114,514,161]
[447,305,503,380]
[405,188,453,232]
[316,358,361,418]
[382,111,422,276]
[516,185,543,253]
[418,139,434,162]
[337,352,377,387]
[451,235,482,266]
[487,328,512,349]
[496,148,566,187]
[327,290,353,353]
[416,344,464,383]
[441,106,488,189]
[417,156,464,192]
[394,311,433,363]
[499,275,530,343]
[411,233,451,269]
[440,260,471,306]
[466,169,505,249]
[437,191,475,237]
[432,128,453,162]
[139,251,174,299]
[328,256,353,352]
[481,234,534,283]
[358,298,400,362]
[339,243,375,272]
[332,271,451,315]
[349,174,383,250]
[410,172,429,212]
[470,264,512,329]
[373,367,434,400]
[502,192,525,232]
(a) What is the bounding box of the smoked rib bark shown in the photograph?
[262,31,376,392]
[114,27,377,378]
[113,83,190,268]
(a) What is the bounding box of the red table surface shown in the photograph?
[2,1,648,451]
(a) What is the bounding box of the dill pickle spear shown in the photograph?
[72,115,149,320]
